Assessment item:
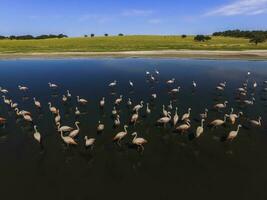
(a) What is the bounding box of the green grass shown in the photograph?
[0,35,267,53]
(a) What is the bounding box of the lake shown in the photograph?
[0,58,267,200]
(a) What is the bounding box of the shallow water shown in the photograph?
[0,58,267,200]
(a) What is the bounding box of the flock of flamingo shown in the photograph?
[0,70,264,153]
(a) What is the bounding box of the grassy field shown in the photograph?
[0,35,267,53]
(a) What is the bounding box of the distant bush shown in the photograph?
[3,34,68,40]
[181,34,187,38]
[90,34,95,38]
[213,29,267,39]
[0,35,7,39]
[104,33,109,37]
[84,35,88,37]
[118,33,124,36]
[194,35,211,42]
[249,33,266,45]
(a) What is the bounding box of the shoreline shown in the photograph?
[1,50,267,60]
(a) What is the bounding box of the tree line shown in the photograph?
[0,34,68,40]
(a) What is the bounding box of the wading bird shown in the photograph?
[131,132,148,152]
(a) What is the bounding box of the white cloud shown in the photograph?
[121,9,155,17]
[205,0,267,16]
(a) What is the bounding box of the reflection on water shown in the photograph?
[0,58,267,200]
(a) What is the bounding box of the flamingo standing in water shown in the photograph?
[227,124,242,141]
[97,121,104,132]
[84,136,96,149]
[60,130,77,146]
[54,110,61,124]
[209,115,227,128]
[176,120,191,134]
[131,132,148,152]
[131,110,139,126]
[69,121,80,138]
[33,125,41,143]
[57,122,73,132]
[249,117,261,127]
[77,96,88,104]
[173,107,179,126]
[100,97,105,108]
[48,102,57,114]
[181,108,191,121]
[157,112,171,127]
[48,82,58,89]
[18,85,29,92]
[113,125,128,145]
[33,97,41,109]
[195,119,205,138]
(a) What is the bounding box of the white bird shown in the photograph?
[146,103,151,115]
[176,121,191,133]
[226,108,242,124]
[214,101,228,110]
[242,97,255,105]
[192,81,197,88]
[62,95,67,102]
[33,125,41,143]
[75,107,81,116]
[133,101,144,112]
[23,114,33,122]
[253,81,257,88]
[247,71,251,76]
[2,95,11,105]
[33,97,41,109]
[131,111,139,126]
[209,115,227,127]
[54,110,61,124]
[18,85,28,92]
[129,80,134,87]
[127,98,132,107]
[100,97,105,107]
[97,121,105,132]
[0,87,8,94]
[249,117,261,127]
[114,115,120,127]
[60,130,77,146]
[66,90,72,98]
[181,108,191,121]
[48,82,58,89]
[115,95,123,105]
[162,105,168,117]
[196,119,205,138]
[157,112,171,127]
[219,81,226,88]
[57,122,73,132]
[173,107,179,126]
[109,80,117,87]
[10,100,18,108]
[166,78,175,84]
[14,108,31,117]
[155,69,160,75]
[151,93,157,99]
[113,125,128,145]
[112,107,117,116]
[48,102,57,114]
[77,96,88,104]
[227,124,242,141]
[171,86,180,93]
[69,121,80,138]
[131,132,148,152]
[216,86,225,91]
[145,71,150,75]
[84,136,96,149]
[168,101,173,110]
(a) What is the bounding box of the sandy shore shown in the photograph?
[1,50,267,60]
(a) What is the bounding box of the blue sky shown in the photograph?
[1,0,267,36]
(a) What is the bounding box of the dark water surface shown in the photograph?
[0,58,267,200]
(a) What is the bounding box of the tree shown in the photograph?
[194,35,211,42]
[84,35,88,37]
[0,35,7,39]
[118,33,124,36]
[181,34,187,38]
[104,33,108,37]
[249,33,266,45]
[90,34,95,38]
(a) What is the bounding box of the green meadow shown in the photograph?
[0,35,267,53]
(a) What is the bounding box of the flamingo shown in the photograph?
[226,108,243,124]
[14,108,31,117]
[48,102,57,114]
[219,81,226,88]
[60,130,77,146]
[18,85,28,92]
[33,125,41,143]
[249,117,261,127]
[84,136,96,149]
[33,97,41,109]
[157,112,171,127]
[168,101,173,110]
[129,80,134,87]
[176,120,191,133]
[131,110,139,126]
[62,95,67,102]
[162,105,168,117]
[242,97,255,105]
[192,81,197,88]
[115,95,123,105]
[2,95,11,105]
[77,96,88,104]
[97,121,104,132]
[69,121,80,138]
[155,69,160,75]
[109,80,117,87]
[181,108,191,121]
[75,107,81,116]
[214,101,228,110]
[227,125,242,141]
[114,115,120,127]
[127,98,132,107]
[23,114,33,122]
[0,87,8,94]
[133,101,144,112]
[171,86,180,93]
[196,119,205,138]
[48,82,58,89]
[146,103,151,115]
[100,97,105,107]
[131,132,148,152]
[209,115,227,127]
[166,78,175,84]
[112,107,117,116]
[54,110,61,124]
[173,107,179,126]
[66,90,72,98]
[10,100,18,108]
[151,93,157,99]
[113,125,128,145]
[57,122,73,132]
